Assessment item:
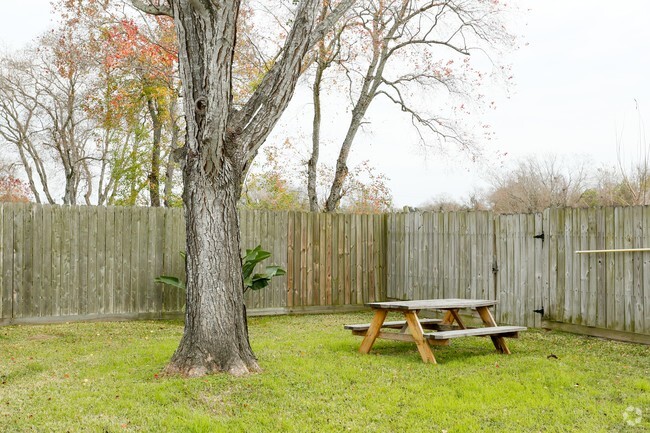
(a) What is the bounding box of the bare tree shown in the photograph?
[0,33,96,205]
[130,0,355,376]
[303,0,515,212]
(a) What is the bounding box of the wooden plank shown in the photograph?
[450,212,459,299]
[344,213,351,305]
[12,204,25,318]
[116,207,128,313]
[278,211,289,308]
[252,209,262,308]
[95,206,107,315]
[431,212,440,299]
[595,208,606,329]
[86,206,98,315]
[311,213,327,305]
[586,208,598,327]
[403,212,411,299]
[481,212,496,299]
[604,207,615,330]
[355,214,363,305]
[546,208,557,322]
[136,206,148,313]
[534,212,544,329]
[555,208,566,322]
[51,206,63,317]
[331,213,340,305]
[150,207,163,313]
[104,207,115,314]
[579,208,589,324]
[286,212,295,308]
[154,208,165,313]
[367,215,376,303]
[275,211,288,309]
[493,214,502,322]
[1,205,12,320]
[404,311,436,363]
[613,207,625,330]
[344,318,443,331]
[319,212,327,306]
[302,211,312,307]
[562,209,575,322]
[460,211,470,299]
[633,206,644,333]
[643,206,650,335]
[128,207,139,313]
[32,205,43,317]
[70,206,80,317]
[506,215,516,324]
[159,208,170,312]
[358,309,388,354]
[173,208,185,312]
[78,206,89,316]
[256,210,264,307]
[425,326,526,339]
[325,213,333,305]
[519,213,527,326]
[349,214,358,304]
[380,213,388,301]
[542,320,650,345]
[623,207,634,332]
[386,214,395,298]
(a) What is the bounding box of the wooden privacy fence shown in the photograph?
[0,204,386,324]
[388,208,650,340]
[1,202,649,341]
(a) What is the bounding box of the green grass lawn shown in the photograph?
[0,312,649,433]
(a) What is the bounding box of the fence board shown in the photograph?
[1,205,11,321]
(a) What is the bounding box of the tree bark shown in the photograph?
[165,154,258,376]
[307,60,324,212]
[147,97,162,207]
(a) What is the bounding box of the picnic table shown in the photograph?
[344,299,526,363]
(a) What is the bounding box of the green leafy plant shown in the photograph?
[241,245,286,292]
[154,246,285,293]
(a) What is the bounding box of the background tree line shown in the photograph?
[420,153,650,214]
[0,0,516,215]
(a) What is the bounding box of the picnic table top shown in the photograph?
[365,298,498,311]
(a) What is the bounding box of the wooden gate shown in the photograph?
[493,212,545,328]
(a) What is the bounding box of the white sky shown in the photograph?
[2,0,650,207]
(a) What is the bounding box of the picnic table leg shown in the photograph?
[359,309,388,354]
[441,309,466,329]
[476,306,511,354]
[404,311,437,364]
[441,310,455,325]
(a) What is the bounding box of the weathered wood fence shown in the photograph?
[1,203,649,341]
[0,204,385,324]
[387,208,650,341]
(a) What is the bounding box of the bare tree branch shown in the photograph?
[130,0,173,17]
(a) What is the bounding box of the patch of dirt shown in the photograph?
[27,334,56,341]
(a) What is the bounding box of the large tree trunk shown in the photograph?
[163,0,259,376]
[165,151,258,376]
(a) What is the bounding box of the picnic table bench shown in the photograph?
[344,299,526,363]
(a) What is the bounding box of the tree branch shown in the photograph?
[131,0,173,17]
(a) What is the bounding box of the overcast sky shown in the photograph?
[2,1,650,207]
